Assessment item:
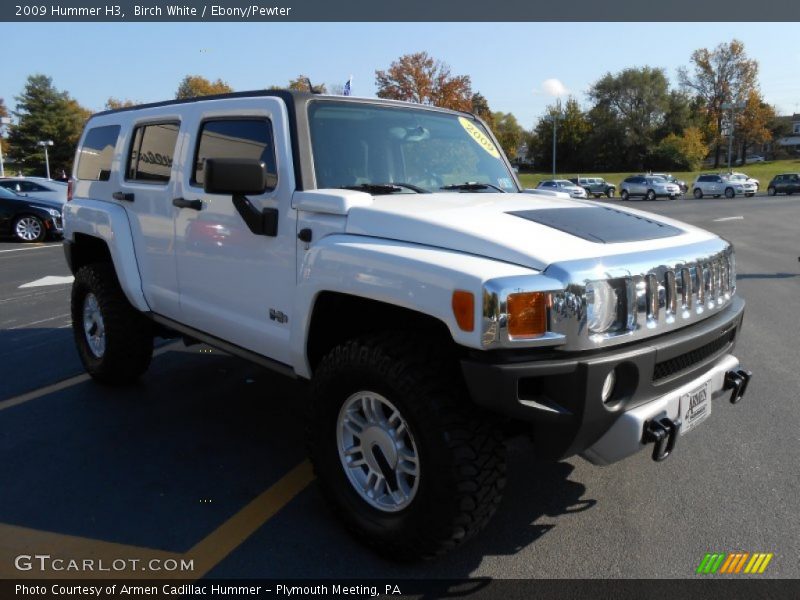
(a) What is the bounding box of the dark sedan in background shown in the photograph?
[0,186,63,242]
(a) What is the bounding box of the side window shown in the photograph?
[77,125,120,181]
[192,119,277,188]
[126,122,180,183]
[698,176,709,182]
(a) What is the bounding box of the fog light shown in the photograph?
[601,370,617,404]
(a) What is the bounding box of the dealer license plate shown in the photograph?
[679,381,711,435]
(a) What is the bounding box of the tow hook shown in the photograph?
[643,417,681,462]
[724,369,752,404]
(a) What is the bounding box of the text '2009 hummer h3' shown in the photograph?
[64,90,751,560]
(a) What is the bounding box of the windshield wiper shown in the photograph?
[340,182,426,195]
[440,182,506,193]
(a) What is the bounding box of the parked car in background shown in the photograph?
[648,173,688,195]
[0,186,63,242]
[767,173,800,195]
[745,155,766,164]
[727,172,760,192]
[536,179,588,199]
[619,175,681,200]
[692,174,753,199]
[568,177,615,198]
[0,177,68,206]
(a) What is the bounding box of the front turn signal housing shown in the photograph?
[507,292,547,338]
[452,290,475,332]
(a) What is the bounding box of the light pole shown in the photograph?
[37,140,54,179]
[543,100,564,178]
[0,117,11,177]
[721,102,746,170]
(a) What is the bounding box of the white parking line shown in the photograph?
[712,216,745,222]
[0,244,61,254]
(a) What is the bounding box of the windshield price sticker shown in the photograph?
[458,117,501,159]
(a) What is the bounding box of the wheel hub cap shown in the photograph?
[82,293,106,358]
[15,217,41,241]
[337,391,420,512]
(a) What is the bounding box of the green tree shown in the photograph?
[470,92,493,127]
[0,97,9,158]
[678,39,759,167]
[287,75,327,93]
[652,127,707,170]
[105,97,138,110]
[175,75,233,99]
[531,98,590,172]
[9,74,90,176]
[491,111,524,159]
[375,52,472,111]
[588,67,672,170]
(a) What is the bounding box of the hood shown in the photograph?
[14,195,62,211]
[345,193,716,271]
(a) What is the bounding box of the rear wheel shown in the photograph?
[620,189,629,201]
[693,188,703,199]
[71,263,154,384]
[13,215,46,243]
[308,334,506,561]
[724,187,735,199]
[768,186,777,196]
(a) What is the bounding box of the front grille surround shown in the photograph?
[545,237,736,352]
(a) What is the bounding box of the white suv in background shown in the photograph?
[619,175,681,201]
[692,174,754,199]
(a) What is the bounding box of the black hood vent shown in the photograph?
[508,206,683,243]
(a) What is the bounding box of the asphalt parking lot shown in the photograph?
[1,193,798,581]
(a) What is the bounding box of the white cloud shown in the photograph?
[540,78,570,98]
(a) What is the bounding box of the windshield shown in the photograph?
[648,177,667,184]
[308,101,518,194]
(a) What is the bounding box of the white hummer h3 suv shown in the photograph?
[64,91,751,560]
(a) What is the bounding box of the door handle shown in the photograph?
[172,197,203,210]
[112,191,134,202]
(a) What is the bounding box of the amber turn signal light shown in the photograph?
[452,290,475,332]
[507,292,547,338]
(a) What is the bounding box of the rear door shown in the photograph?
[116,117,184,319]
[171,97,297,365]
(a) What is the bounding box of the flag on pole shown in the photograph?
[343,76,352,96]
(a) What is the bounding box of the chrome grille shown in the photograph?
[545,238,736,351]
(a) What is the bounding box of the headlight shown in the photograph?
[48,209,61,217]
[586,280,618,333]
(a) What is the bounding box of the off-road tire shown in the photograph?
[71,263,154,384]
[308,334,506,561]
[606,188,615,198]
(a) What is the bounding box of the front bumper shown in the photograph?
[461,296,745,463]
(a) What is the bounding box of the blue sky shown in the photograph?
[2,22,798,127]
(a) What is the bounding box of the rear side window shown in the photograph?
[126,122,180,183]
[77,125,120,181]
[192,119,277,187]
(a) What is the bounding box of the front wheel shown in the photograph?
[13,215,46,243]
[620,189,629,201]
[724,187,735,199]
[308,335,506,561]
[693,188,703,199]
[71,263,154,384]
[646,189,656,201]
[606,188,615,198]
[768,186,777,196]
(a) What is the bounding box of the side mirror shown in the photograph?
[203,158,276,195]
[203,158,279,237]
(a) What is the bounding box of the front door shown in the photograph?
[172,98,297,366]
